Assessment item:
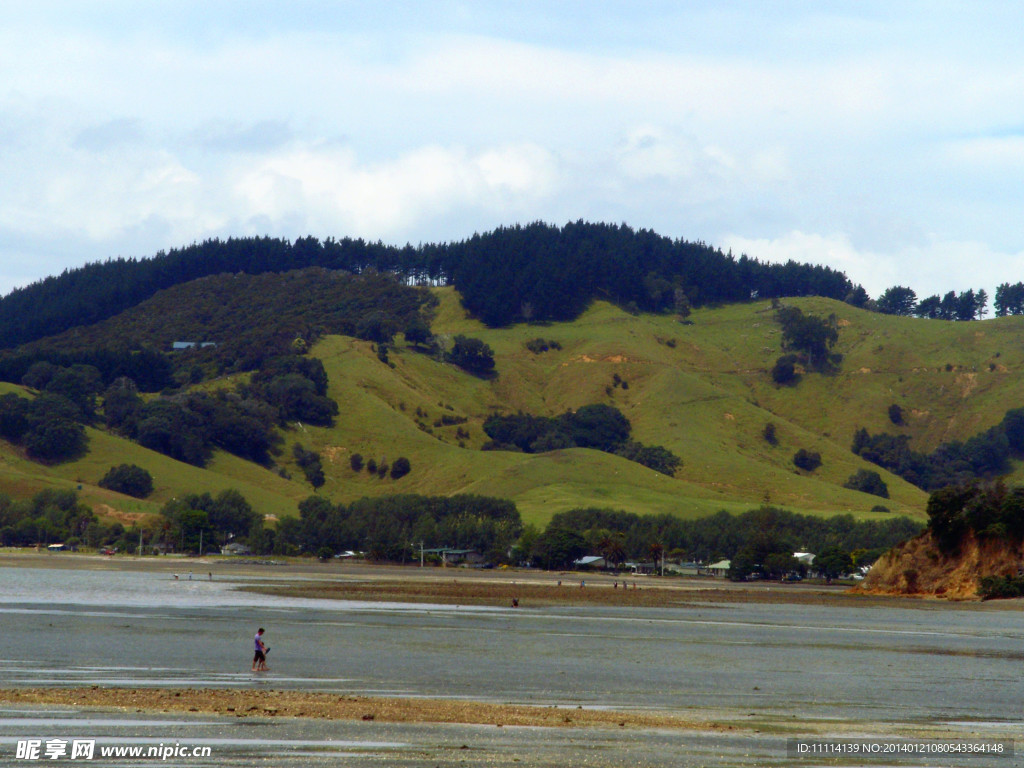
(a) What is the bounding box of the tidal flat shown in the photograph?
[0,553,1020,767]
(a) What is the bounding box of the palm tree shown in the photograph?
[599,533,627,570]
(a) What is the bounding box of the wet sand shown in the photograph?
[0,686,1013,746]
[3,552,1022,766]
[246,574,971,609]
[2,550,987,610]
[0,687,716,730]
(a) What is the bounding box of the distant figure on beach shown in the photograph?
[208,572,212,581]
[253,628,268,672]
[511,597,519,608]
[173,574,178,580]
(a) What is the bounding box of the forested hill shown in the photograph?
[0,221,854,348]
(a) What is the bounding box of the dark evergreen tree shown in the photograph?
[844,285,871,308]
[876,286,917,316]
[994,282,1024,316]
[915,295,942,319]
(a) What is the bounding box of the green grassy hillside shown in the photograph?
[4,291,1023,527]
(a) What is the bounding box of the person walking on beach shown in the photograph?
[252,627,268,672]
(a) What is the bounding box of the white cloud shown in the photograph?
[617,126,715,181]
[232,142,559,238]
[722,232,893,294]
[942,134,1024,169]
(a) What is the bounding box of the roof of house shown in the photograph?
[172,341,217,350]
[421,548,476,555]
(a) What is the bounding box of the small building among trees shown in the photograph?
[704,559,731,577]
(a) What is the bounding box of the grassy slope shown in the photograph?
[4,292,1023,528]
[0,385,304,523]
[267,293,1021,526]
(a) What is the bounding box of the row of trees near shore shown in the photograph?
[1,486,921,574]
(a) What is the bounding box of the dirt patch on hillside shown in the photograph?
[861,530,1024,600]
[955,372,978,397]
[569,354,638,364]
[321,446,346,464]
[94,504,151,527]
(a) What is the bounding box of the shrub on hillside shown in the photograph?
[482,404,679,474]
[793,448,822,472]
[776,306,841,372]
[447,335,496,376]
[23,393,89,463]
[613,441,681,476]
[99,464,154,498]
[355,311,399,344]
[1,391,89,464]
[843,468,889,498]
[293,443,325,489]
[888,403,904,425]
[525,338,562,354]
[771,355,799,385]
[403,317,432,347]
[979,575,1024,600]
[390,457,411,479]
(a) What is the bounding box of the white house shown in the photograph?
[705,559,731,577]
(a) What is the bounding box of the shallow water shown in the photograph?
[2,565,1022,766]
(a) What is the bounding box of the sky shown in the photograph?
[2,1,1023,305]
